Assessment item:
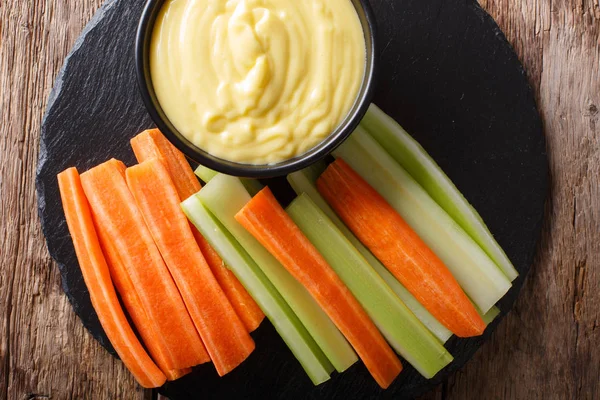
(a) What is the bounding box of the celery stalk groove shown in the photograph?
[287,194,453,378]
[181,196,333,384]
[360,104,518,281]
[333,128,511,313]
[197,175,358,373]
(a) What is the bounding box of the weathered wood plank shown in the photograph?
[0,0,147,398]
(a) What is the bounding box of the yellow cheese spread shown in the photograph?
[150,0,366,164]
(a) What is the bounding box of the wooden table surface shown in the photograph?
[1,0,598,399]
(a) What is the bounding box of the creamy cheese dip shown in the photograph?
[151,0,366,164]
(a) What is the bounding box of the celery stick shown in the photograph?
[287,194,453,378]
[194,165,218,183]
[287,169,453,343]
[481,305,501,325]
[360,104,518,281]
[239,178,264,197]
[333,128,511,313]
[194,165,263,196]
[197,175,358,373]
[301,160,328,183]
[181,197,332,384]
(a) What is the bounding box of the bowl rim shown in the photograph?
[135,0,378,178]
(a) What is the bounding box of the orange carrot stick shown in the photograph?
[131,129,264,331]
[126,158,255,376]
[130,129,200,197]
[80,159,209,369]
[235,187,402,389]
[98,225,191,381]
[57,168,166,388]
[90,156,188,380]
[317,159,486,337]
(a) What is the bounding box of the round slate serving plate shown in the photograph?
[36,0,548,398]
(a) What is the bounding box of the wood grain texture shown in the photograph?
[0,1,148,399]
[0,1,598,400]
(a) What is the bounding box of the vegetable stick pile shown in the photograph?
[57,106,516,389]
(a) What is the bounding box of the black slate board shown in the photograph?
[36,0,548,398]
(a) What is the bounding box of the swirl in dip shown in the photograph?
[150,0,366,165]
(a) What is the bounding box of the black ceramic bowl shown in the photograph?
[136,0,378,178]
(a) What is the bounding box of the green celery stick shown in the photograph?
[360,104,517,281]
[195,165,263,196]
[481,305,501,325]
[240,179,264,197]
[194,165,218,183]
[287,194,453,378]
[333,128,511,313]
[197,174,357,373]
[287,168,453,343]
[181,196,332,385]
[301,160,328,183]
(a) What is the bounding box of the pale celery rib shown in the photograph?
[287,169,453,343]
[333,128,512,313]
[360,104,518,281]
[300,160,328,183]
[287,194,453,378]
[197,174,358,373]
[181,196,332,385]
[481,305,501,325]
[194,165,263,196]
[194,165,218,183]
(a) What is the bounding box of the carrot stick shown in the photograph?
[91,161,190,379]
[235,187,402,389]
[131,129,264,332]
[98,222,191,381]
[80,159,209,369]
[130,129,201,197]
[126,158,255,376]
[57,168,166,388]
[317,159,486,337]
